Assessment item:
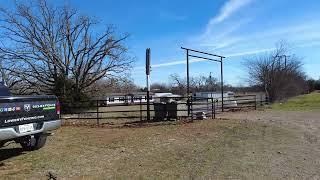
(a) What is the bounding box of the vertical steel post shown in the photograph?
[211,98,214,119]
[96,100,99,126]
[186,49,190,116]
[140,98,142,121]
[146,48,151,121]
[221,58,224,112]
[147,84,150,121]
[190,97,193,120]
[254,95,257,110]
[214,99,216,119]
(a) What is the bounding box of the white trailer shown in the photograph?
[193,91,237,107]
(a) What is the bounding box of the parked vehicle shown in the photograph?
[0,83,61,151]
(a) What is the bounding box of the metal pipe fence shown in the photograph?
[61,94,267,126]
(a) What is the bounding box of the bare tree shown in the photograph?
[169,73,219,95]
[0,56,29,94]
[190,76,207,92]
[0,0,132,100]
[115,77,139,94]
[169,74,187,95]
[245,41,307,102]
[87,75,139,98]
[191,75,218,92]
[150,83,170,92]
[307,78,320,92]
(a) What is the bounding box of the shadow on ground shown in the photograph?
[0,148,24,162]
[63,118,194,129]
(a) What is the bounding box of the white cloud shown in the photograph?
[134,20,320,70]
[190,18,252,55]
[133,47,274,70]
[226,48,275,57]
[135,58,205,70]
[137,38,320,70]
[196,0,255,52]
[209,0,253,25]
[199,36,243,50]
[135,9,320,72]
[200,20,320,52]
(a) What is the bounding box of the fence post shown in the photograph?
[214,100,216,119]
[187,96,190,117]
[260,94,263,106]
[254,95,257,110]
[96,100,100,126]
[140,98,142,121]
[211,98,214,119]
[207,98,209,111]
[190,97,193,120]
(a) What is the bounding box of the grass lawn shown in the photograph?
[272,92,320,111]
[1,118,319,179]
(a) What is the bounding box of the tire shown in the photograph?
[20,134,47,151]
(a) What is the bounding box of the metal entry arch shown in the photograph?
[181,47,226,115]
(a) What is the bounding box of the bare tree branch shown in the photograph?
[244,41,307,102]
[0,0,133,100]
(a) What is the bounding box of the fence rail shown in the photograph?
[61,94,268,126]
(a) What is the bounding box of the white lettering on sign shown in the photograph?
[32,104,55,109]
[4,115,45,124]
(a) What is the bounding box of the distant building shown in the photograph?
[100,92,181,105]
[193,91,237,107]
[153,93,182,103]
[193,91,235,99]
[100,92,154,105]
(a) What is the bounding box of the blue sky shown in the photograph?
[3,0,320,86]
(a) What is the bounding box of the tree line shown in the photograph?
[245,41,319,102]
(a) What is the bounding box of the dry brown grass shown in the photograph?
[1,112,319,179]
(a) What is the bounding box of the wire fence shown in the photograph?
[60,94,268,126]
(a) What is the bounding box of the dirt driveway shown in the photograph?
[219,110,320,140]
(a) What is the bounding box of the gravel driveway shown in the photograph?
[219,110,320,139]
